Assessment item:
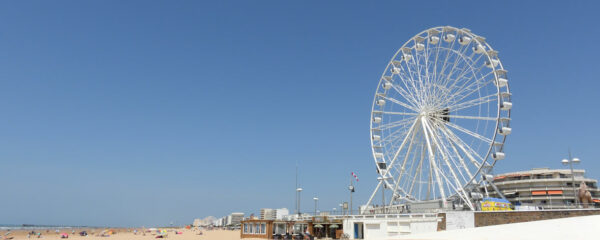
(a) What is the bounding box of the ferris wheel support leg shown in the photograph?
[421,117,447,203]
[389,123,420,206]
[364,180,382,214]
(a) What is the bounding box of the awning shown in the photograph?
[314,224,323,228]
[531,191,546,196]
[329,224,339,228]
[593,199,600,203]
[547,190,563,195]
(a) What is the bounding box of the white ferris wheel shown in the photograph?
[367,26,512,211]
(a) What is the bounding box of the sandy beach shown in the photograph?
[2,229,244,240]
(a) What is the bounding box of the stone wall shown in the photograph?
[474,209,600,227]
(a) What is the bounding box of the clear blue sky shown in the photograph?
[1,1,599,227]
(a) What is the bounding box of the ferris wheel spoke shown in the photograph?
[448,72,495,103]
[440,126,486,168]
[394,67,426,105]
[408,53,431,103]
[387,70,423,106]
[434,123,475,180]
[442,115,498,121]
[443,121,493,144]
[446,53,486,89]
[378,95,420,112]
[374,118,415,131]
[436,36,459,87]
[387,79,422,108]
[430,122,471,182]
[385,118,420,174]
[381,111,420,117]
[440,54,488,100]
[445,93,497,112]
[438,43,473,90]
[381,130,413,147]
[440,130,473,182]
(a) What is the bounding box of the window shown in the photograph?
[244,224,248,234]
[255,224,260,234]
[261,223,266,234]
[366,223,380,230]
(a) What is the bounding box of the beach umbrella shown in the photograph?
[329,224,339,229]
[313,224,323,228]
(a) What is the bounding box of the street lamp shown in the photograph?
[296,188,303,216]
[313,197,319,215]
[562,152,581,208]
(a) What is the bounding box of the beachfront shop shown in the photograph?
[241,219,274,239]
[312,216,343,239]
[240,217,343,239]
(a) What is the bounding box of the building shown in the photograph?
[192,218,202,227]
[260,208,276,220]
[259,208,290,220]
[230,212,245,226]
[241,216,342,239]
[275,208,289,220]
[486,168,600,209]
[342,214,439,239]
[240,214,440,239]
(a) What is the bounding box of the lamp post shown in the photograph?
[349,181,355,215]
[313,197,319,215]
[561,151,581,208]
[377,176,392,214]
[296,188,303,216]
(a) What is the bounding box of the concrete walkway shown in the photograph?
[395,215,600,240]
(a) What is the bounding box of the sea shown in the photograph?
[0,224,94,230]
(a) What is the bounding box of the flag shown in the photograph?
[351,172,359,182]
